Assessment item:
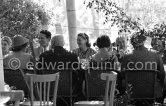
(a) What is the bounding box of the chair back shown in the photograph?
[101,72,117,106]
[74,72,117,106]
[4,69,34,97]
[39,69,74,96]
[37,69,76,106]
[125,70,158,100]
[25,73,59,106]
[86,68,116,99]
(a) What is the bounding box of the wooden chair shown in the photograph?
[85,68,117,100]
[74,72,117,106]
[0,90,24,106]
[39,69,79,106]
[125,70,159,105]
[20,73,59,106]
[4,69,34,98]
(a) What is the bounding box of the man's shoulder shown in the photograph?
[65,50,78,57]
[4,53,13,59]
[24,53,32,56]
[124,52,133,57]
[147,49,160,57]
[40,50,53,57]
[41,49,77,57]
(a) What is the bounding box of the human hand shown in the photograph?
[119,49,125,58]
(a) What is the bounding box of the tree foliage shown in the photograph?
[0,0,50,38]
[84,0,141,33]
[146,23,166,39]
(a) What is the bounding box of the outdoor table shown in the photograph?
[0,90,24,106]
[74,101,105,106]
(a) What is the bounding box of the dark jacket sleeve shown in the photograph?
[157,55,165,85]
[121,55,130,71]
[70,53,79,70]
[162,50,166,64]
[37,53,45,72]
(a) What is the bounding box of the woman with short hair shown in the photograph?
[91,35,118,69]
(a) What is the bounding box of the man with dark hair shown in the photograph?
[34,30,52,60]
[40,30,51,40]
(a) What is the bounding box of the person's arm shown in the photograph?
[72,49,77,54]
[3,57,9,69]
[71,53,79,70]
[121,55,128,71]
[29,55,34,63]
[37,53,45,72]
[157,55,165,85]
[33,47,40,61]
[112,55,119,71]
[27,55,34,70]
[92,49,97,54]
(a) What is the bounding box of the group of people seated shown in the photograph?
[1,29,166,104]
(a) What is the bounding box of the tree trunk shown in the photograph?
[0,32,4,90]
[66,0,77,50]
[91,8,99,38]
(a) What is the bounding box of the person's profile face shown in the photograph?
[39,33,50,47]
[154,40,164,52]
[77,36,87,48]
[117,38,126,50]
[2,40,9,52]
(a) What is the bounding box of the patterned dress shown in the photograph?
[73,47,96,59]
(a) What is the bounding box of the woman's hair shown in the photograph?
[12,43,28,52]
[2,36,12,46]
[96,35,111,49]
[78,33,91,47]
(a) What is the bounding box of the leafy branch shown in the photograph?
[146,22,166,39]
[0,0,50,38]
[84,0,141,33]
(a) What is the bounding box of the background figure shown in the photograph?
[38,35,80,100]
[2,36,12,57]
[121,31,165,103]
[34,30,51,60]
[151,38,165,57]
[92,35,118,63]
[115,36,128,62]
[39,35,78,70]
[73,33,96,59]
[3,35,33,70]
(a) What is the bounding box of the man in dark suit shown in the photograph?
[38,35,78,70]
[121,31,165,104]
[37,35,83,104]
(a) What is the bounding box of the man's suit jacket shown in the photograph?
[38,46,78,70]
[121,47,165,84]
[121,47,165,97]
